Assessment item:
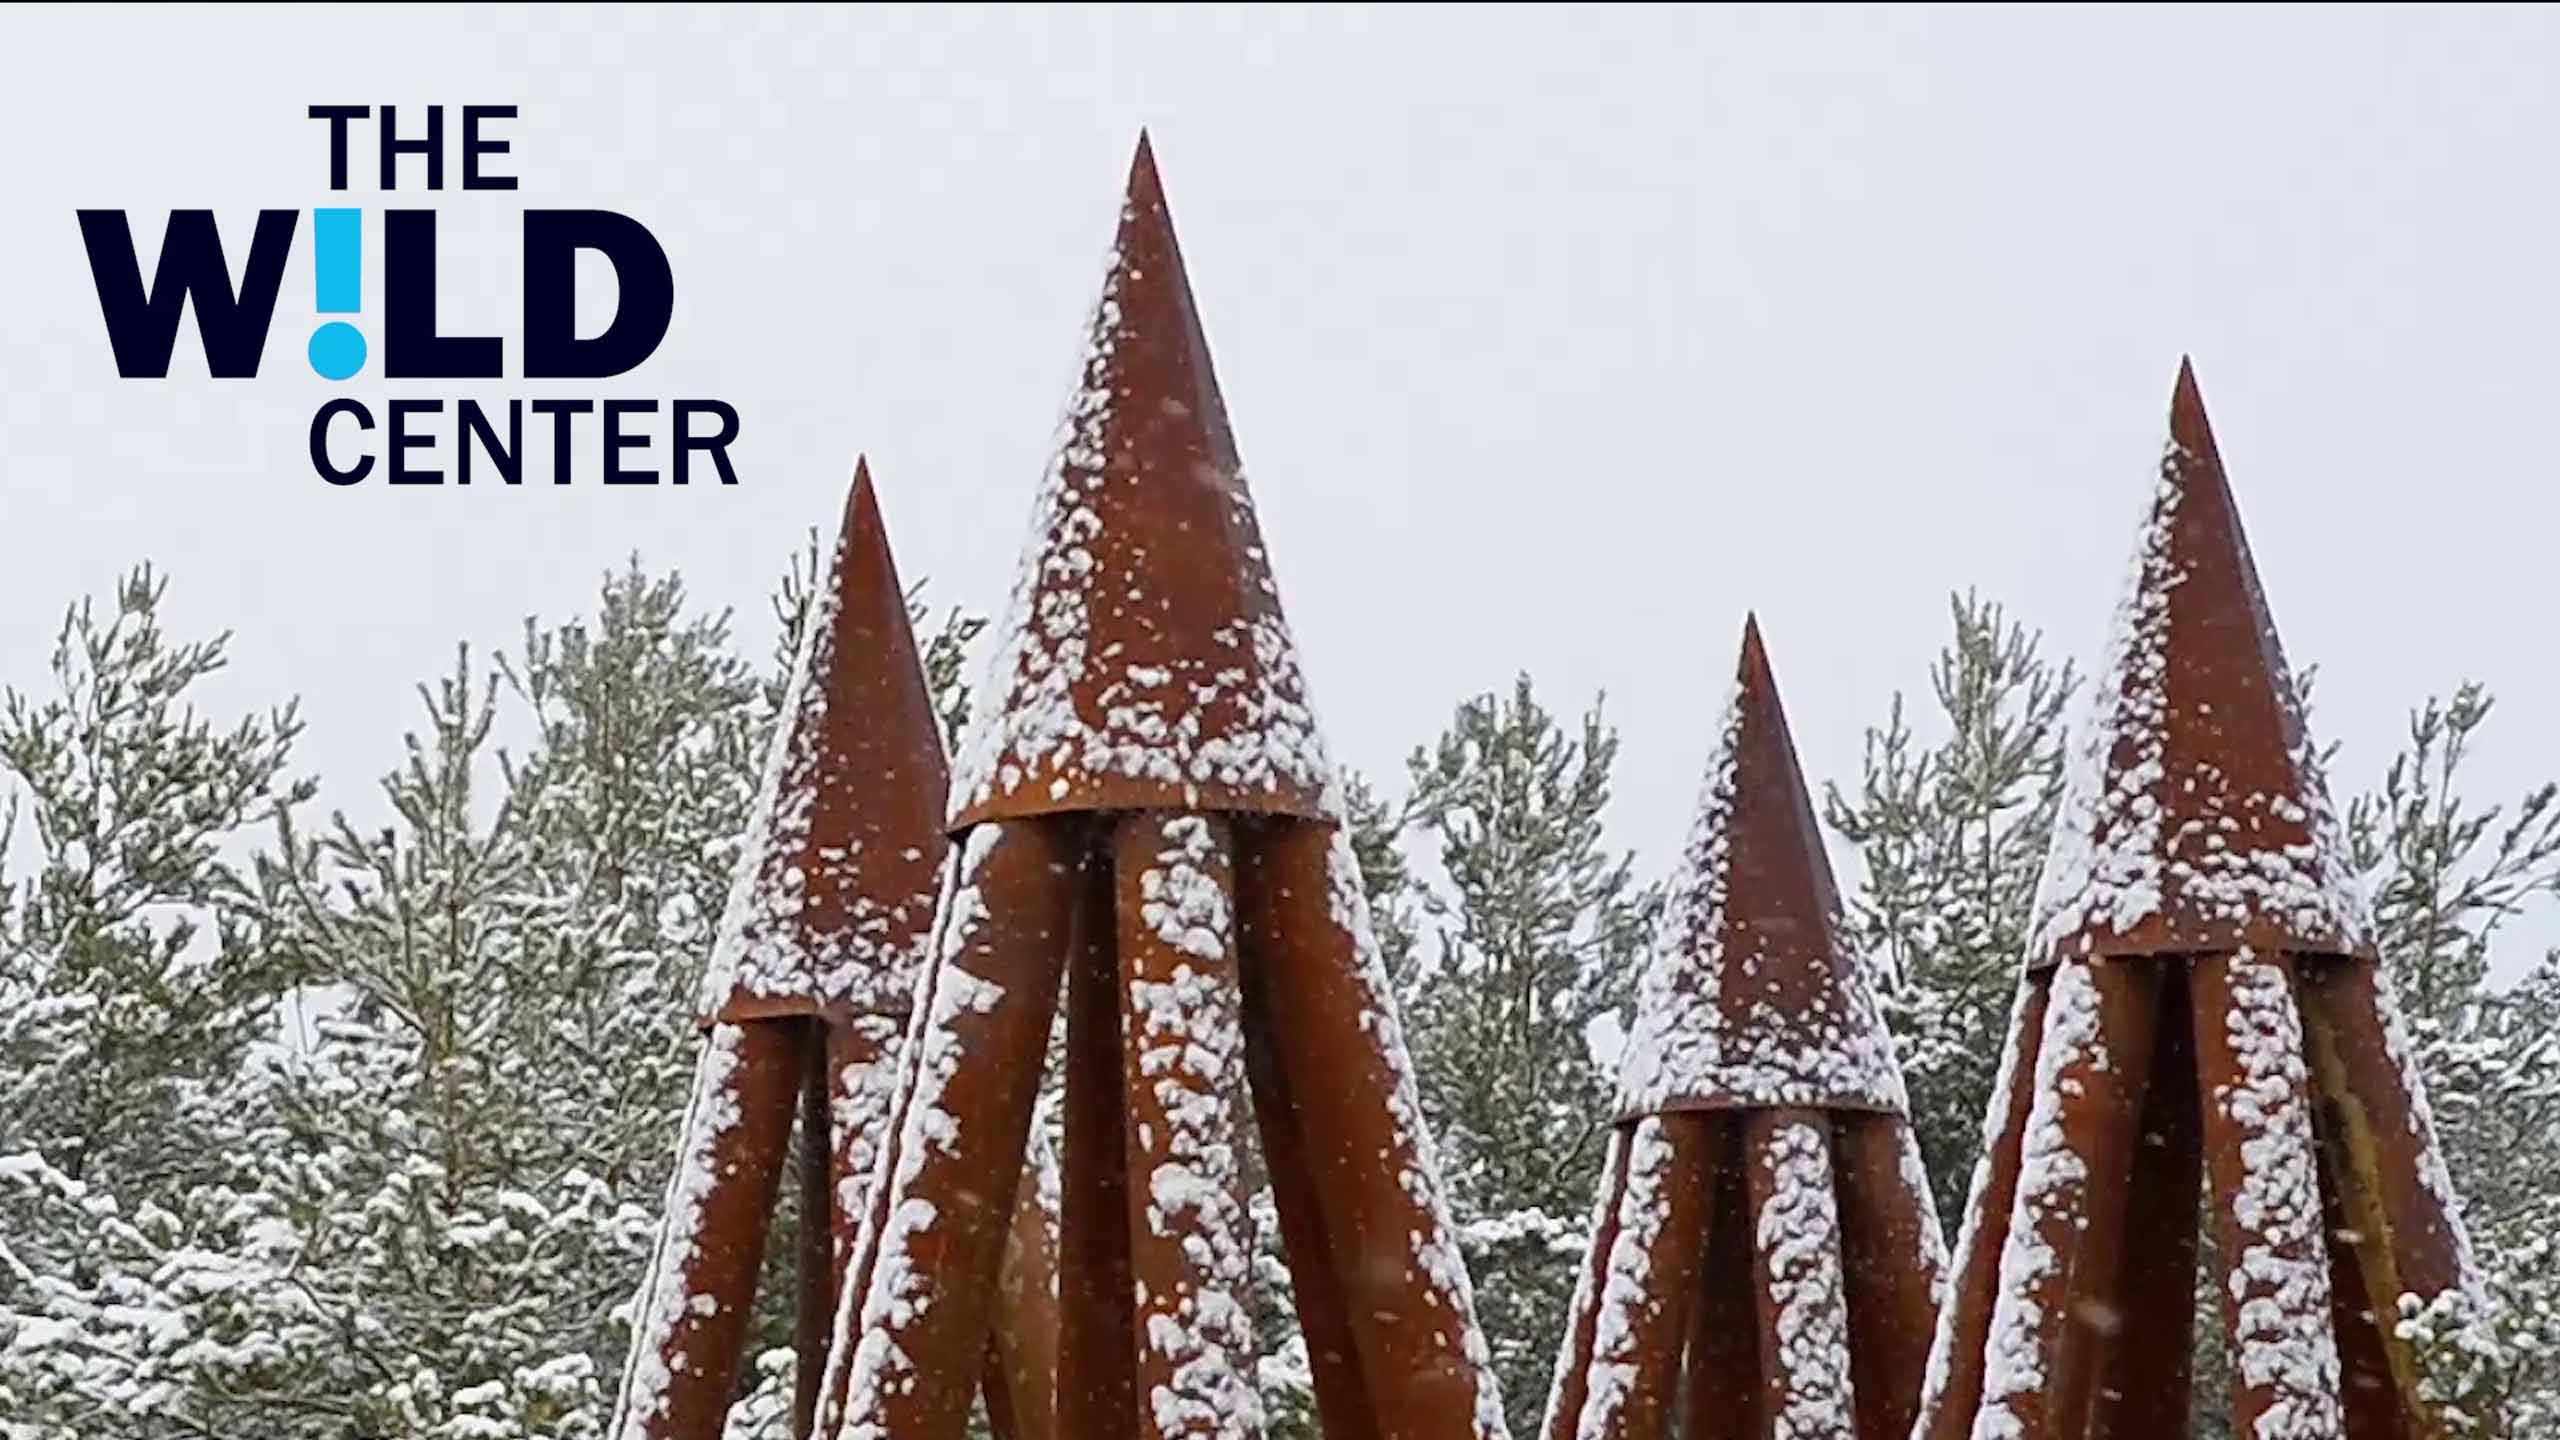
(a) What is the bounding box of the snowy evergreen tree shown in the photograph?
[1821,591,2076,1230]
[0,561,805,1438]
[1340,770,1428,988]
[0,568,309,1188]
[232,560,774,1439]
[1394,675,1657,1413]
[2341,683,2560,1432]
[0,568,314,1437]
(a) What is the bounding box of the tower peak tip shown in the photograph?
[2168,354,2220,471]
[844,455,884,533]
[1126,129,1163,201]
[1615,607,1901,1122]
[1737,613,1774,687]
[2026,369,2368,966]
[950,130,1326,830]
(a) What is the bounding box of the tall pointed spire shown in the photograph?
[699,457,953,1023]
[950,133,1328,828]
[2029,359,2367,967]
[620,461,1062,1440]
[824,136,1508,1440]
[1546,620,1941,1440]
[1916,363,2478,1440]
[1616,616,1905,1120]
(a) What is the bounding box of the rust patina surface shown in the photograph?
[1915,365,2480,1440]
[1544,623,1945,1440]
[612,466,1057,1440]
[817,136,1507,1440]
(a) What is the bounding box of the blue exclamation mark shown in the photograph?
[307,208,366,380]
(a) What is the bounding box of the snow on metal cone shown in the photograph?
[1545,620,1944,1440]
[824,136,1507,1440]
[1917,363,2482,1440]
[2029,360,2367,967]
[950,132,1330,829]
[700,457,953,1024]
[1615,615,1907,1122]
[615,463,1057,1440]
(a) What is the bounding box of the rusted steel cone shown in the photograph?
[947,136,1329,832]
[1914,360,2484,1440]
[824,133,1507,1440]
[1542,619,1946,1440]
[612,463,1057,1440]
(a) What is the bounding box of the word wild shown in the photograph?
[75,104,743,486]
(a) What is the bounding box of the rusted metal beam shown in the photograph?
[2192,950,2345,1439]
[1831,1110,1946,1440]
[1915,978,2053,1440]
[795,1027,836,1440]
[613,1020,809,1440]
[1114,812,1259,1438]
[828,820,1079,1440]
[1238,819,1506,1437]
[1744,1108,1858,1438]
[1681,1115,1763,1440]
[2320,1113,2417,1440]
[1974,959,2162,1439]
[2088,966,2202,1440]
[1554,1114,1716,1440]
[2298,955,2479,1439]
[818,1010,903,1404]
[1239,884,1383,1440]
[988,1126,1063,1440]
[1056,835,1138,1439]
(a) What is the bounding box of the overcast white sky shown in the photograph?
[4,5,2555,971]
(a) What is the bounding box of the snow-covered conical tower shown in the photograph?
[815,133,1508,1440]
[609,463,1058,1440]
[1914,361,2482,1440]
[1541,618,1945,1440]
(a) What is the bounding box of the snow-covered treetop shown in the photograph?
[1616,618,1907,1120]
[951,133,1333,828]
[697,461,953,1024]
[2029,360,2370,969]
